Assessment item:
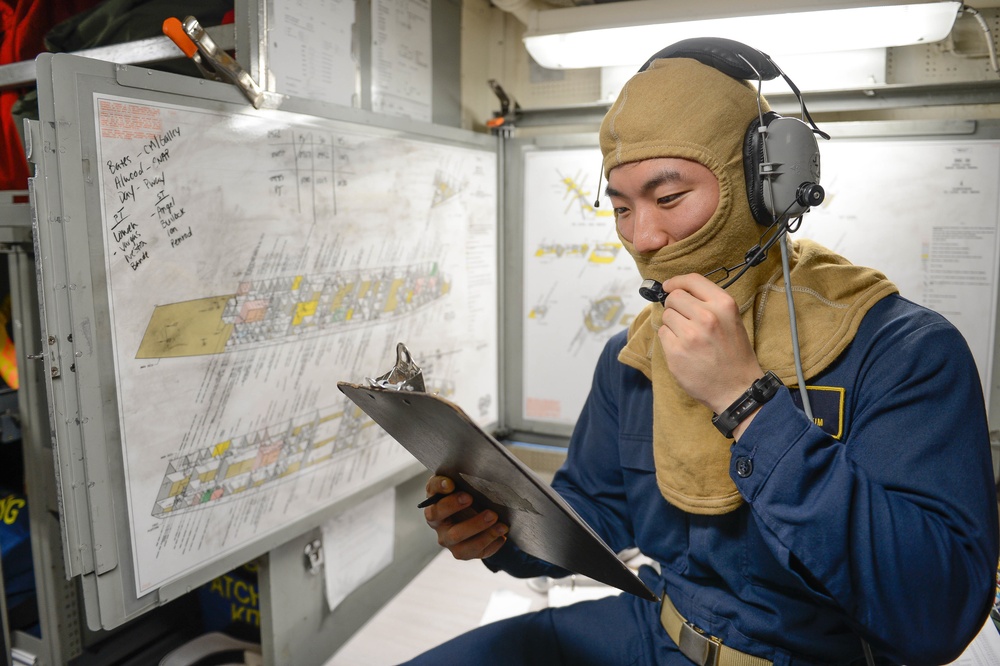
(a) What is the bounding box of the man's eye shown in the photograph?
[613,207,629,215]
[658,193,682,205]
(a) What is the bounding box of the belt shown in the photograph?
[659,593,772,666]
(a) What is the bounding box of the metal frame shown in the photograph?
[26,51,496,666]
[0,191,81,665]
[494,80,1000,130]
[0,25,237,92]
[500,131,601,443]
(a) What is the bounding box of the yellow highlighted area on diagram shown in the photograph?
[136,295,235,359]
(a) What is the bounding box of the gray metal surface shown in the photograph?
[4,207,84,664]
[503,81,1000,129]
[0,24,236,91]
[259,469,440,666]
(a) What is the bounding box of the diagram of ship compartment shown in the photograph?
[136,263,450,358]
[151,401,372,518]
[152,377,455,518]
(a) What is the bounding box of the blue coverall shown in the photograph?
[405,294,999,665]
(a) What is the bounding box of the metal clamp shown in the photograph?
[182,16,265,108]
[678,621,721,666]
[366,342,425,392]
[303,538,323,575]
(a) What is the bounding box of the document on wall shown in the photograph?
[371,0,432,121]
[322,488,396,612]
[944,616,1000,665]
[269,0,357,106]
[799,140,1000,403]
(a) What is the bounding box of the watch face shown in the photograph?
[716,372,783,438]
[761,371,783,398]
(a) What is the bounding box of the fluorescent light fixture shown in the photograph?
[523,0,962,69]
[600,48,887,99]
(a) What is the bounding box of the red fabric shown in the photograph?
[1,1,101,190]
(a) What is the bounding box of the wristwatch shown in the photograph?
[712,371,783,439]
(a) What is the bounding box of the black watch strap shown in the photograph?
[712,371,783,439]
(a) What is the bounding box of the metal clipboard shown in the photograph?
[338,344,657,602]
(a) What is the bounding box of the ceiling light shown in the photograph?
[523,0,962,69]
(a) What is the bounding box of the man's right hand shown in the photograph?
[423,475,508,560]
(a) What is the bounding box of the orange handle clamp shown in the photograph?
[162,17,199,58]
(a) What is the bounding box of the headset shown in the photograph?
[632,37,829,299]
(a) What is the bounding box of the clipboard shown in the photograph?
[337,345,658,602]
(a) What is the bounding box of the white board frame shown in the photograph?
[29,52,498,630]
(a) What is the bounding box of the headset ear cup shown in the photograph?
[743,111,780,226]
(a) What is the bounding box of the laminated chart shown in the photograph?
[521,149,649,425]
[136,264,450,358]
[91,95,498,594]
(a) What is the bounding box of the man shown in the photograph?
[406,40,999,665]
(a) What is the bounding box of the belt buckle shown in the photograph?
[678,621,721,666]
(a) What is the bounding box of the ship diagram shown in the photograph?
[558,170,614,220]
[152,381,455,518]
[136,262,450,358]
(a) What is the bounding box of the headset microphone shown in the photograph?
[639,279,666,303]
[637,237,774,303]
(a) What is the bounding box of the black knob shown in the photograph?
[797,183,825,207]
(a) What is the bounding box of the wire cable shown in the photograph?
[961,5,1000,75]
[779,235,812,420]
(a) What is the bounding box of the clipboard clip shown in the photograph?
[162,16,265,109]
[366,343,426,393]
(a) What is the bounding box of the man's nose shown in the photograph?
[631,207,668,254]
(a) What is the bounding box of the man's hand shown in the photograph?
[422,476,508,560]
[658,273,764,416]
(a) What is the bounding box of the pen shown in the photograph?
[417,493,448,508]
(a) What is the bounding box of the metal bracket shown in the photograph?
[486,79,521,134]
[303,538,323,576]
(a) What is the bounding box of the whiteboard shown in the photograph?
[520,147,648,427]
[31,54,497,627]
[517,135,1000,429]
[796,139,1000,398]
